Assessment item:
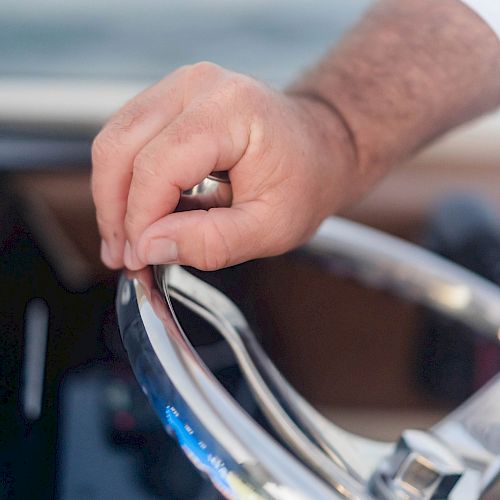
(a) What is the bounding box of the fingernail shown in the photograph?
[100,240,115,268]
[123,240,134,269]
[146,238,178,264]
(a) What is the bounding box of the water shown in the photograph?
[0,0,372,86]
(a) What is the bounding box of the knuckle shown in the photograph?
[126,152,162,235]
[108,104,147,137]
[196,215,232,271]
[227,73,254,92]
[187,61,221,80]
[164,120,191,146]
[165,114,213,147]
[132,150,162,183]
[91,132,114,166]
[198,250,229,272]
[92,105,147,162]
[225,74,265,103]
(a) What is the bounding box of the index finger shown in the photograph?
[91,71,186,267]
[123,101,248,267]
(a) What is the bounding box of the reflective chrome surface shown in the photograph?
[159,265,388,491]
[117,177,499,499]
[306,218,500,341]
[117,268,353,499]
[176,172,232,212]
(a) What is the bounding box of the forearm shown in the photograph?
[289,0,500,191]
[92,0,500,271]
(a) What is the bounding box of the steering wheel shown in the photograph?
[116,176,500,499]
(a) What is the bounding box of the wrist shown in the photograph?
[285,91,377,215]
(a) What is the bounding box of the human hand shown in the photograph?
[92,62,358,271]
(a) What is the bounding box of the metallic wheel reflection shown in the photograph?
[117,217,500,499]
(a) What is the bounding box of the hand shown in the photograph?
[91,62,357,271]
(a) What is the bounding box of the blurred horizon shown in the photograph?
[0,0,372,87]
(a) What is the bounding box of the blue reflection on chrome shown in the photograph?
[117,274,260,499]
[165,404,234,496]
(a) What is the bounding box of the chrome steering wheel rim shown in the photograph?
[117,216,500,499]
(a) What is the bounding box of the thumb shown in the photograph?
[133,204,269,271]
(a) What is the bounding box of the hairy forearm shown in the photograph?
[289,0,500,191]
[92,0,500,271]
